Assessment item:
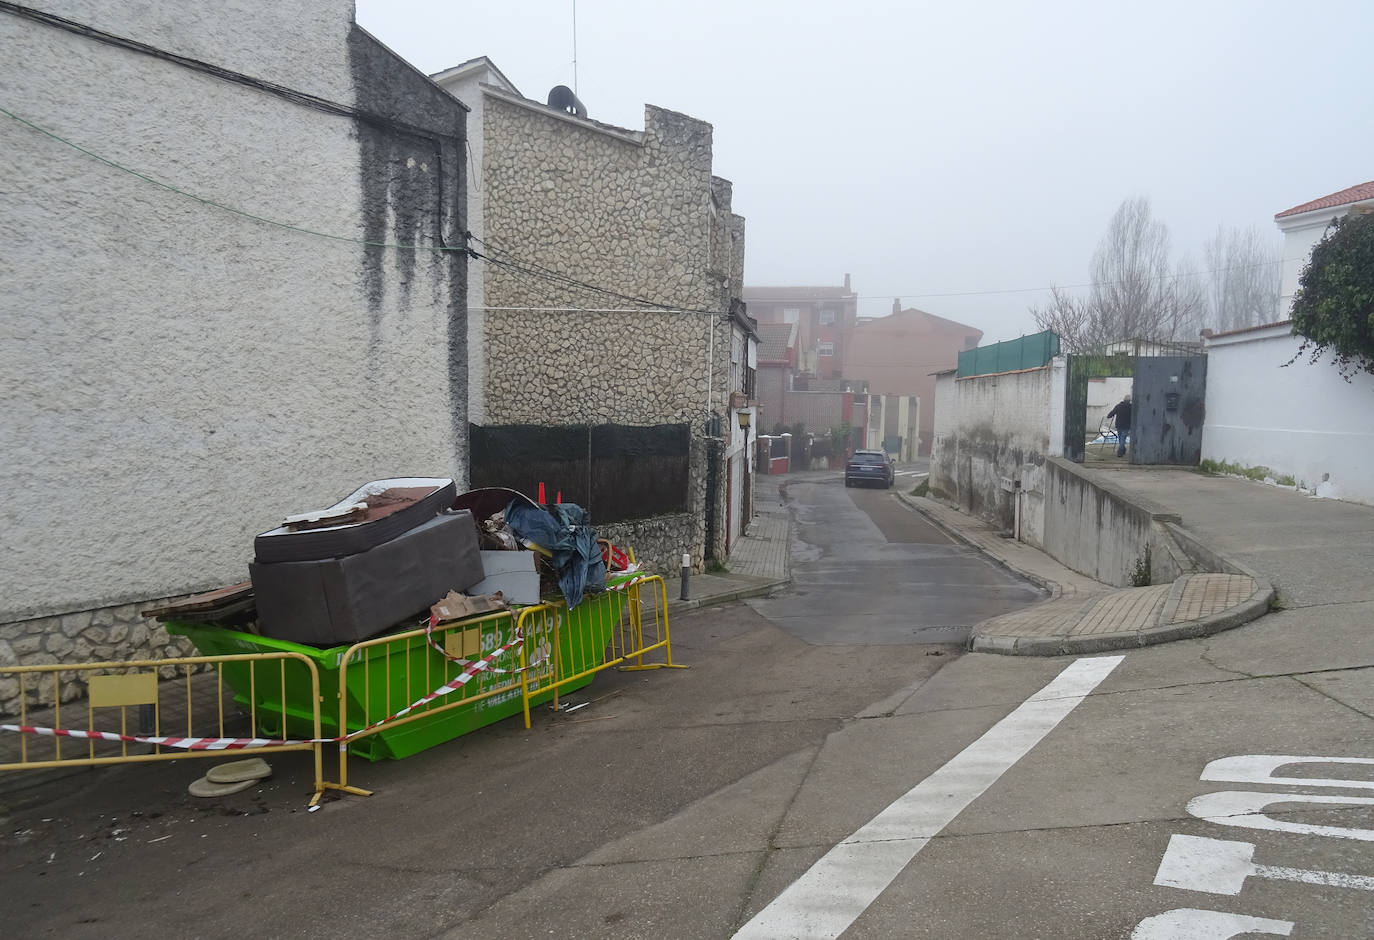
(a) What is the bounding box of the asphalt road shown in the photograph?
[747,476,1045,646]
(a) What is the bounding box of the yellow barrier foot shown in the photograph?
[311,783,374,806]
[619,663,690,671]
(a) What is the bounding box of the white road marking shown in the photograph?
[1200,754,1374,790]
[733,655,1124,939]
[1131,908,1294,938]
[1187,791,1374,842]
[1154,834,1374,895]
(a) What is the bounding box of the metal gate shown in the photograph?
[1131,356,1207,465]
[1062,353,1135,462]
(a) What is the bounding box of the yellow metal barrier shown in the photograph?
[329,574,685,797]
[0,653,326,799]
[518,573,687,715]
[329,608,530,798]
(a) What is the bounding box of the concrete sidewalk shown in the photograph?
[668,475,792,613]
[897,489,1274,655]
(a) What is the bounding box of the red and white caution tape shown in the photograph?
[0,725,312,750]
[0,630,528,751]
[423,609,521,672]
[347,630,525,736]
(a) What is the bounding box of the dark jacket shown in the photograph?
[1106,399,1132,429]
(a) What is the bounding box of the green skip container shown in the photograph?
[166,587,626,761]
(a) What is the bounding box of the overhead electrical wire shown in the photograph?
[0,1,461,143]
[1,0,463,251]
[1,101,721,316]
[466,233,718,315]
[0,104,457,253]
[3,77,1300,314]
[862,255,1296,304]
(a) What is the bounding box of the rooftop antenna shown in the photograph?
[572,0,579,95]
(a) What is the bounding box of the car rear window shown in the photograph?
[852,454,886,465]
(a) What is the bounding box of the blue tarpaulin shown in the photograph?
[502,500,607,608]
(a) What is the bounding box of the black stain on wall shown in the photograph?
[346,28,469,470]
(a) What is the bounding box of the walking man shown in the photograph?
[1106,392,1132,458]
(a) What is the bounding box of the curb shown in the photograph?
[891,488,1278,657]
[971,576,1276,656]
[667,577,792,613]
[894,492,1064,600]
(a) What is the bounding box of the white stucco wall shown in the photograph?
[432,63,521,426]
[1275,197,1373,317]
[1203,324,1374,505]
[1087,376,1134,431]
[24,0,358,102]
[1,4,467,622]
[929,365,1058,544]
[1277,212,1341,317]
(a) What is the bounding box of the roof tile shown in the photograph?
[1275,180,1374,219]
[757,323,796,361]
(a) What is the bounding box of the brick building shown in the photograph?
[742,276,858,380]
[846,301,982,454]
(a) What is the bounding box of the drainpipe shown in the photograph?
[705,315,714,430]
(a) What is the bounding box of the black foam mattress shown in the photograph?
[249,509,484,647]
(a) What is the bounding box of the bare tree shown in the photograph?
[1201,225,1283,332]
[1028,284,1096,350]
[1031,197,1205,351]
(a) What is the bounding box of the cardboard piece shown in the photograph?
[430,590,507,624]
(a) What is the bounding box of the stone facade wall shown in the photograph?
[0,600,197,717]
[1,4,467,706]
[477,93,743,572]
[481,97,716,424]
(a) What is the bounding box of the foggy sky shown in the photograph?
[355,0,1374,343]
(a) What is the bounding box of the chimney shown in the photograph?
[843,273,851,292]
[892,297,901,316]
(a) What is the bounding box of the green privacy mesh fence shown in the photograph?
[957,330,1061,377]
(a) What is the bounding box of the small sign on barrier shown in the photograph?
[88,672,159,708]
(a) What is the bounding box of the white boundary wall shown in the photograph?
[1203,323,1374,505]
[930,359,1066,544]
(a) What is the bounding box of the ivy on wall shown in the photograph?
[1290,212,1374,382]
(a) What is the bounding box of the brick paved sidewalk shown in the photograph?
[667,474,792,612]
[725,484,789,582]
[974,573,1264,654]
